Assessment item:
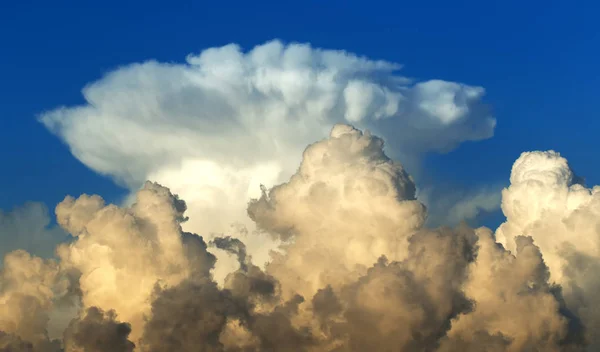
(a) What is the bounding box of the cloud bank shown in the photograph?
[0,125,597,351]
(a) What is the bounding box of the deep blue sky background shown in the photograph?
[1,0,598,228]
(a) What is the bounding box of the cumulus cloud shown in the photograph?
[496,150,600,349]
[440,231,576,352]
[39,39,495,242]
[53,182,215,341]
[248,124,426,299]
[2,124,597,351]
[0,250,64,351]
[62,307,134,352]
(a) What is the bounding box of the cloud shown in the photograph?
[53,182,216,342]
[2,125,595,351]
[440,231,575,351]
[0,250,64,351]
[248,124,426,299]
[0,202,68,261]
[5,33,599,351]
[62,307,135,352]
[496,150,600,349]
[39,40,495,241]
[418,185,503,227]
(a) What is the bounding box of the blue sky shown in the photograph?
[1,0,598,229]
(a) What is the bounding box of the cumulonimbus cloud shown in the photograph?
[6,40,595,351]
[38,40,496,239]
[0,124,595,351]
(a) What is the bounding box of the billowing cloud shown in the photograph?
[496,150,600,349]
[39,40,496,240]
[248,124,426,299]
[53,182,215,341]
[62,307,134,352]
[0,250,64,351]
[1,125,596,351]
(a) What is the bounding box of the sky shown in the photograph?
[2,1,600,350]
[1,0,598,215]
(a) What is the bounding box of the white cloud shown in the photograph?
[39,40,495,240]
[496,150,600,348]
